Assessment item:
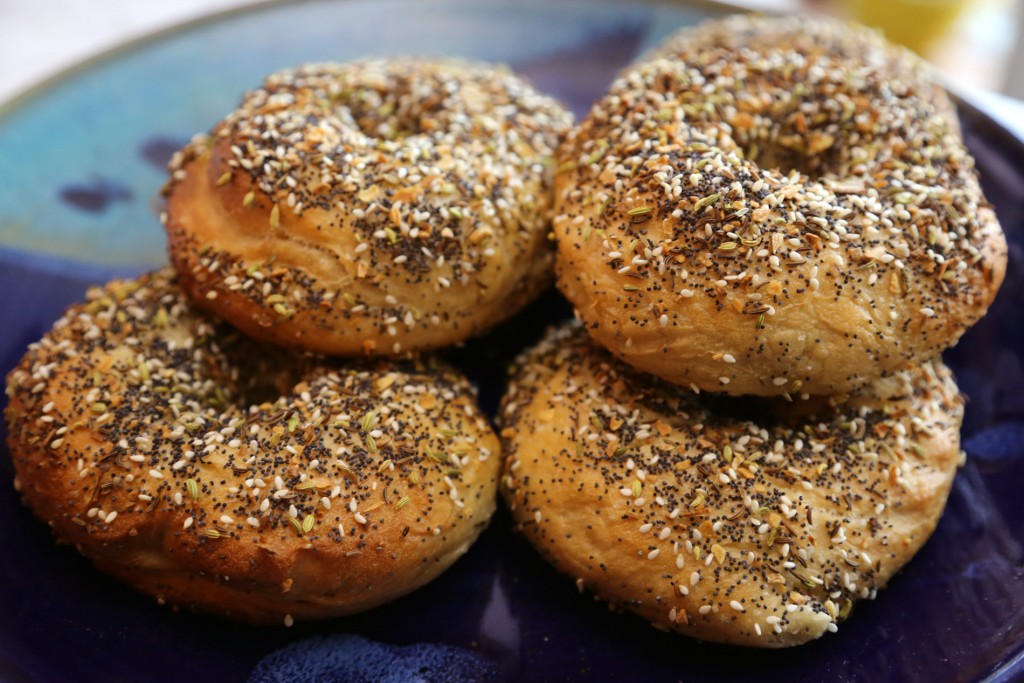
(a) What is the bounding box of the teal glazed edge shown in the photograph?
[0,0,286,120]
[0,0,737,268]
[0,0,746,118]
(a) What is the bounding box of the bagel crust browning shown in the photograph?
[500,323,963,647]
[164,59,572,356]
[4,268,501,623]
[554,15,1006,396]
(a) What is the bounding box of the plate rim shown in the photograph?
[0,2,1021,681]
[0,0,749,119]
[2,0,1022,171]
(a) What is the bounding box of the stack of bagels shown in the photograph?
[4,59,572,624]
[500,14,1006,647]
[3,13,1008,649]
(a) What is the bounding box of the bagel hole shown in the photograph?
[333,81,440,141]
[701,393,837,429]
[201,329,307,410]
[742,136,843,180]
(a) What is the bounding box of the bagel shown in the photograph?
[553,14,1006,396]
[4,268,501,623]
[163,59,572,356]
[500,322,964,647]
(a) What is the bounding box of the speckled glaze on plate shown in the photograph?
[0,1,1022,681]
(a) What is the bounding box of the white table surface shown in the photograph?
[2,0,1023,141]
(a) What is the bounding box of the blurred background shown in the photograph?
[806,0,1022,93]
[1,0,1022,127]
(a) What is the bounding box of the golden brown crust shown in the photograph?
[500,322,964,647]
[554,15,1006,396]
[4,268,501,623]
[163,59,572,356]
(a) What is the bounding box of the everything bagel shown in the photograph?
[500,322,964,647]
[164,59,572,356]
[4,268,501,622]
[554,15,1006,396]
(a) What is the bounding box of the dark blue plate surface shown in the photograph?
[1,1,1022,681]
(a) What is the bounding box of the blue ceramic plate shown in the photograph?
[1,1,1022,681]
